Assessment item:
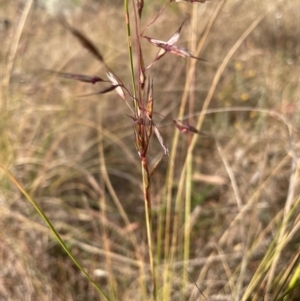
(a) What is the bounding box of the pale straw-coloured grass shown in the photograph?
[0,0,300,300]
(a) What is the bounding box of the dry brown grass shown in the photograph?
[1,0,300,300]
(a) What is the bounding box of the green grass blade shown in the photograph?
[0,164,111,301]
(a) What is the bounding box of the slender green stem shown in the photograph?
[142,158,157,301]
[182,4,198,293]
[124,0,138,109]
[183,155,192,288]
[288,260,300,295]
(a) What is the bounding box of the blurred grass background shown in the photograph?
[0,0,300,300]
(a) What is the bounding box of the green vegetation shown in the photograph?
[0,0,300,300]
